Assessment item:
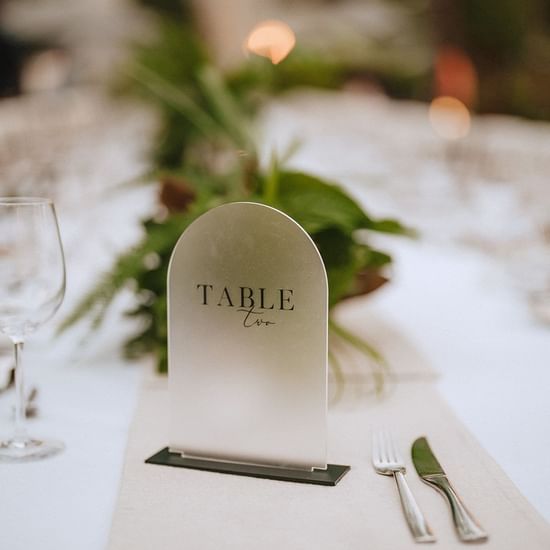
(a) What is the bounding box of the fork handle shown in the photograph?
[394,471,436,543]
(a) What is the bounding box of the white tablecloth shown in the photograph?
[1,90,549,549]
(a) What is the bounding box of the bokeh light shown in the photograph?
[434,46,478,108]
[244,20,296,65]
[429,96,471,140]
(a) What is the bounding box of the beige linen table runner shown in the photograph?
[109,393,550,545]
[109,311,550,549]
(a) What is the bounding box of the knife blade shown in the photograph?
[412,437,488,543]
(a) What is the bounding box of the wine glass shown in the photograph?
[0,197,66,461]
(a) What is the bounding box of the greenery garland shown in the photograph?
[61,19,413,383]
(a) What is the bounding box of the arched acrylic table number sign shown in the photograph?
[146,202,350,485]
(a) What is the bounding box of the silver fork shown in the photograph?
[372,431,436,543]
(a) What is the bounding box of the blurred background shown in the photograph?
[3,0,550,113]
[1,0,550,330]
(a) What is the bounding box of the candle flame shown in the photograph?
[245,20,296,65]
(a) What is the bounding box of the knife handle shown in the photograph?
[425,476,488,543]
[394,471,436,543]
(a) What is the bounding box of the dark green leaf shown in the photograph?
[273,171,370,234]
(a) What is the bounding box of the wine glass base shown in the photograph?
[0,437,64,462]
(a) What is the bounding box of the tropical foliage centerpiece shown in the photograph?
[62,12,413,387]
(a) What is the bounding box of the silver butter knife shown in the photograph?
[412,437,488,543]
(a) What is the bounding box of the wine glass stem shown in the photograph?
[13,340,28,443]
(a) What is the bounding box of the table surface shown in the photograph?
[1,90,549,549]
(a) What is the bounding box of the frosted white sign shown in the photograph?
[167,202,328,470]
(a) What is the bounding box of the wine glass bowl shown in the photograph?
[0,197,66,461]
